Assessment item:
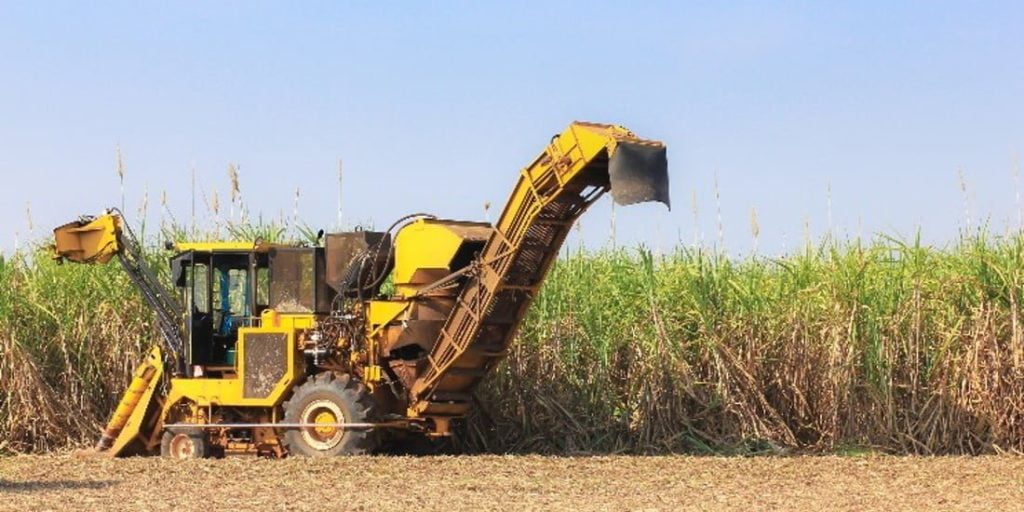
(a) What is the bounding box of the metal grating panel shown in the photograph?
[243,332,288,399]
[409,123,669,415]
[269,249,316,313]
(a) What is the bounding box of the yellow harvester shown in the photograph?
[52,121,670,457]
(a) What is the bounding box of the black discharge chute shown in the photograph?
[608,141,670,209]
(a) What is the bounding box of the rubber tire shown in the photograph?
[282,372,379,457]
[160,430,209,459]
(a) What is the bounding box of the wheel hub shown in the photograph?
[300,399,345,451]
[314,411,338,436]
[168,434,198,459]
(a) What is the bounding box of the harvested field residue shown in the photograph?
[1,455,1022,511]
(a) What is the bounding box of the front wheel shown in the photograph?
[281,372,380,456]
[160,430,209,459]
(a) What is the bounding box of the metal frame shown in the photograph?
[409,122,666,416]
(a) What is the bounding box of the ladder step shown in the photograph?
[534,219,573,226]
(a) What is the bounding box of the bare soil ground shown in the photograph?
[1,454,1022,511]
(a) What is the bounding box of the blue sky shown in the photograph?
[1,2,1022,255]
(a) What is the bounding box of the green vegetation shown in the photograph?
[475,234,1024,455]
[3,230,1024,455]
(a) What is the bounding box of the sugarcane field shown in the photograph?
[2,3,1024,511]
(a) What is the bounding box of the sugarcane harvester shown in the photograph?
[52,122,670,457]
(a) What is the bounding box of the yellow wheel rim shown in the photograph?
[314,410,338,437]
[300,399,346,451]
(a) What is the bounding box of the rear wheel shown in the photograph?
[282,372,379,456]
[160,430,209,459]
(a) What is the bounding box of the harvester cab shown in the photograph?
[52,121,670,458]
[170,244,269,376]
[169,238,389,377]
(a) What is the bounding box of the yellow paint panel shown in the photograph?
[108,347,164,456]
[162,325,301,410]
[174,241,264,252]
[367,300,411,331]
[392,219,491,296]
[52,214,122,264]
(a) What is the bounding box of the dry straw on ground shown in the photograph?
[0,455,1022,511]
